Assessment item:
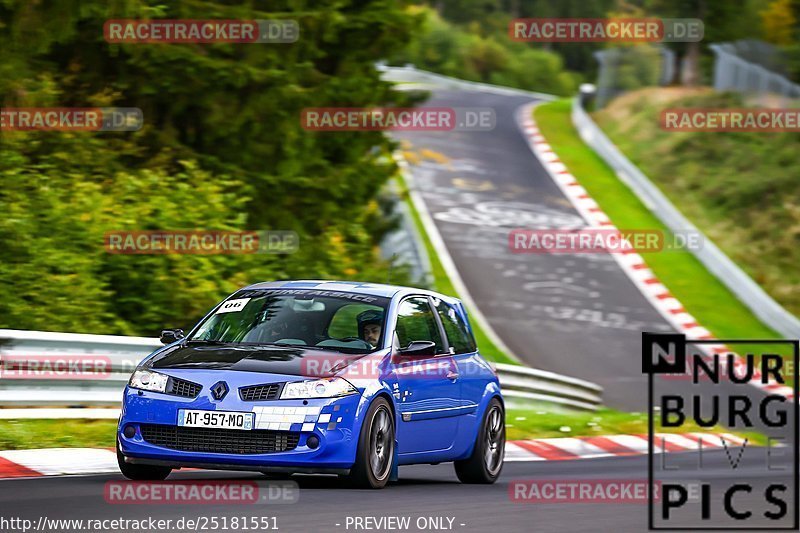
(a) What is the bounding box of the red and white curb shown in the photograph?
[0,434,747,478]
[515,103,794,400]
[0,448,118,478]
[505,432,746,462]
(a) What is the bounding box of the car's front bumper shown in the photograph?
[122,456,351,475]
[118,378,363,472]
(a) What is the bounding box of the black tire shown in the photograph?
[117,440,171,481]
[346,397,394,489]
[454,398,504,484]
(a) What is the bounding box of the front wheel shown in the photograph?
[117,440,171,481]
[454,398,504,484]
[346,397,395,489]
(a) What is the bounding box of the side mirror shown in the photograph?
[160,328,185,345]
[397,340,437,357]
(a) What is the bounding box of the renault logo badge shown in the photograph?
[210,381,228,401]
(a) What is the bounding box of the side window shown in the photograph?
[395,297,444,354]
[328,303,382,338]
[433,298,477,354]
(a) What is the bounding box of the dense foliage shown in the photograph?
[0,0,417,335]
[2,0,798,336]
[399,0,798,91]
[392,6,581,95]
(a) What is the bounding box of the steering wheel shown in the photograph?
[320,337,373,350]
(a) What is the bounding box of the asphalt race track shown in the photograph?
[390,80,797,436]
[1,77,795,533]
[0,449,794,532]
[392,85,676,410]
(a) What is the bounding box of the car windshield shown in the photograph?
[187,289,390,354]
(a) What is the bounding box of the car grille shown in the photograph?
[140,424,299,454]
[239,383,281,401]
[166,377,202,398]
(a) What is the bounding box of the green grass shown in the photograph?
[0,419,117,450]
[506,407,765,445]
[533,100,790,355]
[593,89,800,318]
[395,174,517,365]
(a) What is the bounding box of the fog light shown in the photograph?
[306,435,319,449]
[123,425,136,438]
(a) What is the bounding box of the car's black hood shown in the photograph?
[146,343,371,377]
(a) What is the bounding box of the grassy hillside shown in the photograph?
[534,101,785,345]
[592,88,800,318]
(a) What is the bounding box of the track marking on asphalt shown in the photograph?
[452,178,495,191]
[394,152,523,363]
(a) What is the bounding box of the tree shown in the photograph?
[647,0,763,86]
[0,0,417,334]
[761,0,797,46]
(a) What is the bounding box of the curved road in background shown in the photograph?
[391,84,672,410]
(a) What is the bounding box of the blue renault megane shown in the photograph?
[117,280,505,488]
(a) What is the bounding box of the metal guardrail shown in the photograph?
[0,329,158,407]
[710,42,800,106]
[494,363,602,411]
[571,99,800,339]
[0,329,602,412]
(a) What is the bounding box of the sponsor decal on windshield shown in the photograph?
[215,298,251,314]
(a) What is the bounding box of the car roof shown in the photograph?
[242,279,460,303]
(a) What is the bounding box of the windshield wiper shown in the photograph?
[241,342,362,353]
[184,339,231,345]
[184,340,370,354]
[252,342,319,349]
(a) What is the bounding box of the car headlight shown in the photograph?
[129,369,169,393]
[280,378,358,399]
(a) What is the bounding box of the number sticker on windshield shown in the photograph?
[215,298,251,314]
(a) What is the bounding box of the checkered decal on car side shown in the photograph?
[253,405,321,432]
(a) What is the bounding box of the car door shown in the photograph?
[432,297,485,424]
[393,295,461,455]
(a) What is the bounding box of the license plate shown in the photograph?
[178,409,254,430]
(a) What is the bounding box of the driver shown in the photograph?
[357,310,383,348]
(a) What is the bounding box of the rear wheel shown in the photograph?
[454,398,504,484]
[117,440,171,481]
[346,397,394,489]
